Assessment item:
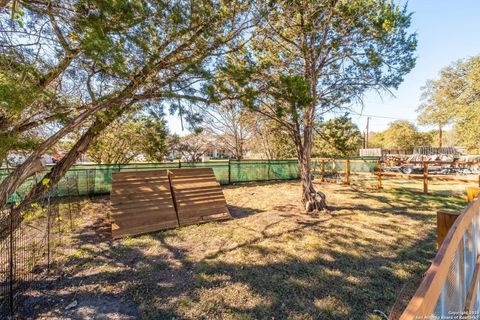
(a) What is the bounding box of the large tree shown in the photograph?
[419,56,480,151]
[0,0,252,222]
[212,0,417,212]
[417,67,459,147]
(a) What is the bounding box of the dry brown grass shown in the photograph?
[29,181,466,320]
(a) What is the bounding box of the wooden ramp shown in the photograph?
[169,168,231,225]
[110,168,231,239]
[110,170,178,239]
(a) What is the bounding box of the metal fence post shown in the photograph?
[377,160,382,190]
[267,160,271,181]
[228,159,231,184]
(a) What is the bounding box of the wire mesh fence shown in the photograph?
[0,160,304,197]
[0,175,83,318]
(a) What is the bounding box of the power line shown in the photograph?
[349,110,417,121]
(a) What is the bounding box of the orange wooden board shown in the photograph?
[169,168,231,225]
[110,170,178,238]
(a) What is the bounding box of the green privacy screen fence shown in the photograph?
[0,158,379,200]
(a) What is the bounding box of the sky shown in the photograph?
[165,0,480,135]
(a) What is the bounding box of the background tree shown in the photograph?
[417,70,458,147]
[372,120,432,150]
[248,117,296,159]
[142,112,169,162]
[86,111,168,164]
[313,115,363,158]
[203,103,253,160]
[175,133,211,162]
[424,129,457,148]
[212,0,417,211]
[419,56,480,151]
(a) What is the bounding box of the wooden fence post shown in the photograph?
[178,160,181,168]
[320,160,325,182]
[423,162,428,194]
[345,159,350,185]
[377,160,382,190]
[436,210,460,248]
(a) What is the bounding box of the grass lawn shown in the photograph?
[26,181,466,320]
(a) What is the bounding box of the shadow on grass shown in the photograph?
[227,204,265,219]
[19,185,455,320]
[329,187,465,221]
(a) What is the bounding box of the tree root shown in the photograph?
[305,191,328,213]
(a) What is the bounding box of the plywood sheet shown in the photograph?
[169,168,231,225]
[110,170,178,238]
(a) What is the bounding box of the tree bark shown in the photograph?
[300,149,328,212]
[1,108,124,239]
[439,125,443,148]
[294,126,328,213]
[0,0,11,11]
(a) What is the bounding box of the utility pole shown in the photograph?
[438,125,443,148]
[365,117,370,148]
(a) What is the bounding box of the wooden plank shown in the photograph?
[169,168,231,226]
[112,212,178,226]
[111,199,175,209]
[112,220,178,239]
[345,159,350,185]
[110,170,179,238]
[110,192,173,201]
[436,210,460,248]
[111,205,176,217]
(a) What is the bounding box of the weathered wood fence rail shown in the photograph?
[400,195,480,318]
[314,159,480,194]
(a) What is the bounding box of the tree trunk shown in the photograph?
[0,108,125,239]
[299,153,327,213]
[439,125,443,148]
[294,127,327,213]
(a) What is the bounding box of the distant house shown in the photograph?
[166,133,249,162]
